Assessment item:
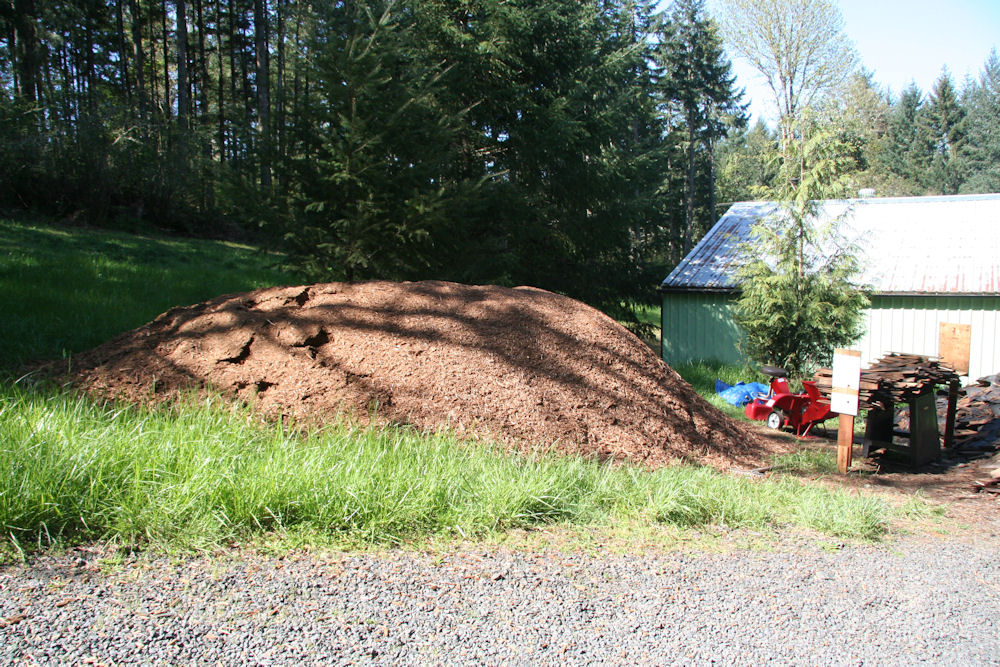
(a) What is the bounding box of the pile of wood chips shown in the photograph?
[814,353,960,412]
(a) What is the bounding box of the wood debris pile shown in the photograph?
[813,353,960,412]
[952,374,1000,449]
[960,374,1000,496]
[970,477,1000,496]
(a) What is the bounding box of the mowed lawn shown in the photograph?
[0,217,896,557]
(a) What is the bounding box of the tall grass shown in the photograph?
[0,218,296,368]
[0,219,895,555]
[0,380,889,555]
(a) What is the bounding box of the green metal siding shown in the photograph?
[660,292,742,365]
[661,292,1000,380]
[861,295,1000,380]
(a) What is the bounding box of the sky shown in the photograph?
[705,0,1000,124]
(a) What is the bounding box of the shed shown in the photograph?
[659,193,1000,380]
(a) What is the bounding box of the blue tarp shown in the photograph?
[715,380,770,406]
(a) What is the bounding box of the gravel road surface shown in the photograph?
[2,531,998,666]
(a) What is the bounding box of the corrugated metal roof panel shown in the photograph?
[661,194,1000,295]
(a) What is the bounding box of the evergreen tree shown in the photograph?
[284,0,459,282]
[734,130,868,377]
[922,70,967,194]
[715,119,780,203]
[962,49,1000,193]
[659,0,745,258]
[0,0,684,317]
[819,69,891,194]
[880,83,933,194]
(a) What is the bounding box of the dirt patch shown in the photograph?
[66,280,783,469]
[752,426,1000,526]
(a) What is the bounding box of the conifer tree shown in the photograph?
[659,0,746,256]
[716,120,780,203]
[880,83,932,194]
[922,70,967,194]
[734,129,869,377]
[962,50,1000,193]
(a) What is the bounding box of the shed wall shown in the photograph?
[661,292,1000,380]
[859,295,1000,381]
[660,292,742,365]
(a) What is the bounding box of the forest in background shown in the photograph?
[1,0,998,316]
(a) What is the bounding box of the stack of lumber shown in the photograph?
[813,353,960,412]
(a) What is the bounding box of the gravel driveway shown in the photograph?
[2,528,998,666]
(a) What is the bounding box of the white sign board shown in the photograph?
[831,348,862,416]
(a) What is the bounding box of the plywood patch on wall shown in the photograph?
[938,322,971,375]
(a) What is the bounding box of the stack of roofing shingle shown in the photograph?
[813,353,960,412]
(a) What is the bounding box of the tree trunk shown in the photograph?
[116,0,132,107]
[6,19,17,95]
[215,0,226,160]
[707,135,717,224]
[161,0,171,117]
[228,0,240,163]
[683,114,696,254]
[84,10,96,110]
[146,0,158,113]
[290,1,302,147]
[194,0,209,116]
[177,0,190,120]
[12,0,40,103]
[274,0,285,175]
[238,2,253,163]
[254,0,271,189]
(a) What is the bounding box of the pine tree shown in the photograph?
[922,70,967,194]
[659,0,746,257]
[716,119,780,203]
[961,49,1000,193]
[734,131,868,377]
[285,0,459,282]
[820,69,891,193]
[880,83,932,194]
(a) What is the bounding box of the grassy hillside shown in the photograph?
[0,218,895,556]
[0,218,296,369]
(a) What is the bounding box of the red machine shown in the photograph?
[744,366,836,436]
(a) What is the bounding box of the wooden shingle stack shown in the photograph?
[813,353,960,412]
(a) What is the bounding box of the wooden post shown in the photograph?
[944,380,959,449]
[832,349,862,475]
[837,414,854,474]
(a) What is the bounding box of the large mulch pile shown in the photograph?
[69,280,780,469]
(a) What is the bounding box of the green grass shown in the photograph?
[0,218,297,369]
[633,303,661,330]
[0,380,889,557]
[0,218,896,555]
[770,448,839,475]
[673,360,761,421]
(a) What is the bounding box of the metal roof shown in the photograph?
[660,193,1000,295]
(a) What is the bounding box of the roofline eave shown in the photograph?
[657,286,1000,298]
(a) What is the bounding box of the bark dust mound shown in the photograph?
[70,281,775,468]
